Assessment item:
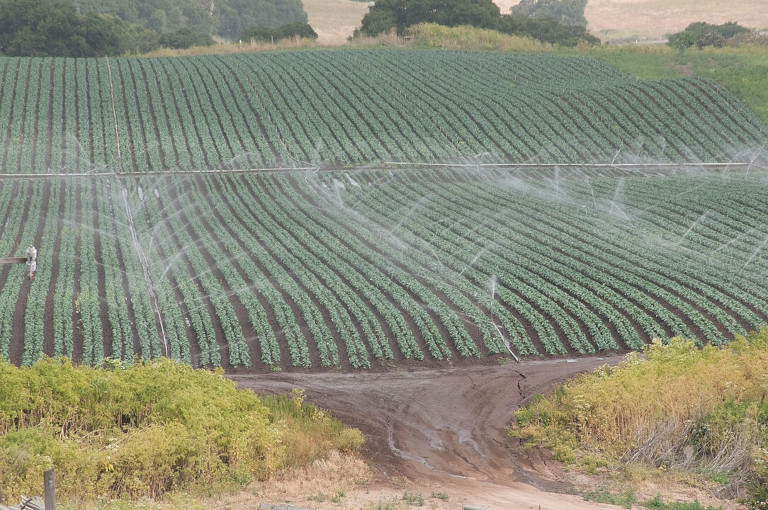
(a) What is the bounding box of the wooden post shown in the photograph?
[43,469,56,510]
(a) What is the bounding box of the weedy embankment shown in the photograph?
[0,358,362,506]
[511,332,768,508]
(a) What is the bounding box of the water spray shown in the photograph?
[116,178,170,357]
[486,275,519,363]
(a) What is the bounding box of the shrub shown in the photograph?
[510,332,768,506]
[668,22,751,50]
[240,22,317,43]
[0,358,360,504]
[159,28,214,49]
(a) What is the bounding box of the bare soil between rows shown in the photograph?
[230,355,624,508]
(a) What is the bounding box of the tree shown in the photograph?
[121,23,161,54]
[216,0,307,40]
[511,0,588,27]
[159,27,214,48]
[73,0,307,40]
[354,1,401,37]
[497,14,598,46]
[80,12,127,56]
[667,22,751,50]
[274,23,318,41]
[0,0,158,56]
[240,22,317,43]
[355,0,500,37]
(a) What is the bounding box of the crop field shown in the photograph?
[2,167,768,369]
[0,49,767,370]
[1,50,766,173]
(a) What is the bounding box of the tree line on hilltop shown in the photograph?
[72,0,307,40]
[354,0,599,46]
[0,0,310,56]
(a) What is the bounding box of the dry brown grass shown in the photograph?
[142,37,321,57]
[207,451,376,509]
[303,0,371,44]
[143,0,768,54]
[405,23,554,51]
[496,0,768,42]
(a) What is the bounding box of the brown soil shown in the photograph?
[229,356,743,509]
[230,356,626,508]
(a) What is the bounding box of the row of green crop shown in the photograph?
[307,167,768,355]
[1,169,767,368]
[1,51,766,174]
[0,180,30,360]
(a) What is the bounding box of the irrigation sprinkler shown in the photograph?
[0,245,37,280]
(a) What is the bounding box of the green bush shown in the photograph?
[352,0,598,46]
[240,22,317,43]
[0,358,361,504]
[159,27,214,49]
[668,22,751,50]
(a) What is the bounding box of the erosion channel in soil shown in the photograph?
[231,355,623,506]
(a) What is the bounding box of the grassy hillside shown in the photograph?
[580,45,768,125]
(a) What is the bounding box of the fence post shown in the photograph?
[43,469,56,510]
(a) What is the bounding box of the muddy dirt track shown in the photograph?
[231,356,624,508]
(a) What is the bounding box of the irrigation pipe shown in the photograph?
[0,161,763,179]
[381,161,760,169]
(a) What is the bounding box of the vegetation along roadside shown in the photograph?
[0,358,362,507]
[511,331,768,509]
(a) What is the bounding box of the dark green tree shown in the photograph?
[355,0,500,37]
[74,0,307,40]
[239,26,275,42]
[510,0,588,27]
[79,12,126,55]
[240,22,317,43]
[667,21,751,50]
[498,14,598,45]
[0,0,139,56]
[121,23,161,53]
[354,1,400,37]
[274,22,318,41]
[159,27,214,48]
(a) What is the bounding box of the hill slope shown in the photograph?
[0,50,765,174]
[494,0,768,41]
[1,50,767,372]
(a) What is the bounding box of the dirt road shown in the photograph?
[231,356,623,508]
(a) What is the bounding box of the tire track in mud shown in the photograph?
[231,355,622,492]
